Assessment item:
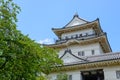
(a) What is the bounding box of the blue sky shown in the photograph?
[15,0,120,52]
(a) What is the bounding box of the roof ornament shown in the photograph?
[74,12,79,18]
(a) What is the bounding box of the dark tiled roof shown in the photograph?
[87,52,120,62]
[64,52,120,66]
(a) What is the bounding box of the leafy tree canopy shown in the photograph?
[0,0,62,79]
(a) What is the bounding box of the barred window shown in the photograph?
[78,51,85,56]
[116,70,120,79]
[91,50,95,55]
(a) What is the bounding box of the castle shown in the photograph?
[46,14,120,80]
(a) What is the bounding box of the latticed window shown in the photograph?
[91,50,95,55]
[78,51,85,56]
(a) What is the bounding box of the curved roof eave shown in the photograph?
[52,19,100,38]
[52,18,99,31]
[45,34,111,53]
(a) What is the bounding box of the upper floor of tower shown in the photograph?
[52,14,103,40]
[46,14,112,54]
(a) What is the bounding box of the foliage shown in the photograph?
[36,75,47,80]
[0,0,62,79]
[56,73,68,80]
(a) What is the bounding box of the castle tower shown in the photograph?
[48,14,111,60]
[47,14,120,80]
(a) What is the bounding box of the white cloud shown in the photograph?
[37,38,54,44]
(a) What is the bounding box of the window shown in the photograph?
[68,75,72,80]
[78,51,85,56]
[76,34,78,38]
[79,34,82,37]
[65,36,68,40]
[86,33,88,36]
[116,70,120,79]
[91,50,95,55]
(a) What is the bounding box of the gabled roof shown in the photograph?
[63,52,120,66]
[52,17,103,39]
[64,14,88,28]
[60,49,120,66]
[51,52,120,72]
[60,49,87,63]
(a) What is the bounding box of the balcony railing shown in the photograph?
[55,32,106,44]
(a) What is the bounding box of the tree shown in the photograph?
[56,73,68,80]
[0,0,62,79]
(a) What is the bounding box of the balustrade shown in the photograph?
[55,32,105,44]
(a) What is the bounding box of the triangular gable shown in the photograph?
[60,49,87,64]
[65,14,88,28]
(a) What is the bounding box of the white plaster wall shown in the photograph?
[61,28,95,39]
[66,71,81,80]
[99,44,104,54]
[62,53,81,63]
[103,66,120,80]
[66,17,87,27]
[59,43,103,58]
